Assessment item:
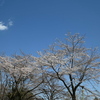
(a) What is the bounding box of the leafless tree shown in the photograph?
[39,74,67,100]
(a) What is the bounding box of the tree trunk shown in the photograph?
[72,95,76,100]
[71,92,76,100]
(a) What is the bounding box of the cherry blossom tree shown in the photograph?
[0,55,43,100]
[33,33,100,100]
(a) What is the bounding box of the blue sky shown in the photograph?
[0,0,100,56]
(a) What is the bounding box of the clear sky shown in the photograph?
[0,0,100,56]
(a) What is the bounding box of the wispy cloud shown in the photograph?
[0,20,13,31]
[8,19,13,26]
[0,22,8,30]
